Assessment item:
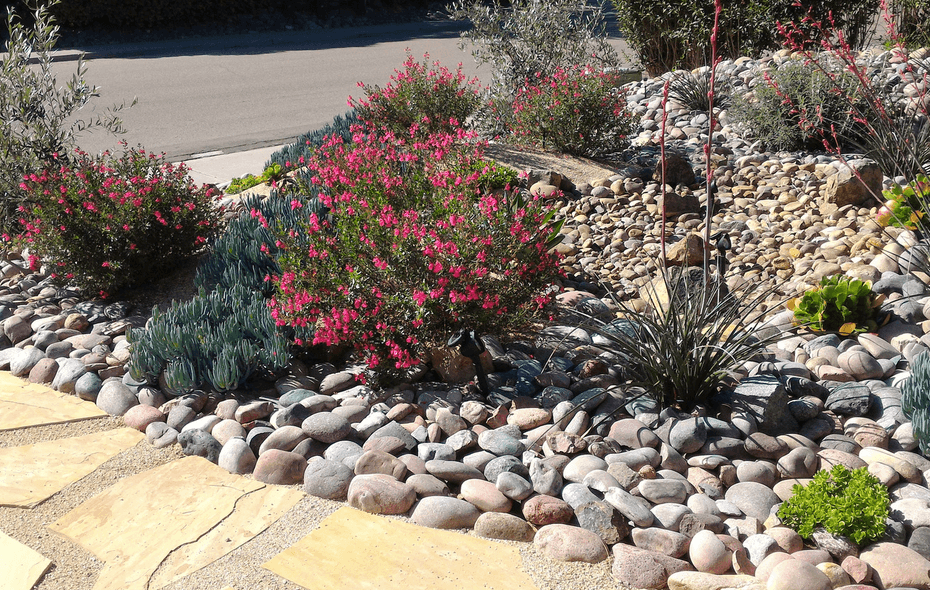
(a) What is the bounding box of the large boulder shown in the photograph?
[823,159,882,207]
[713,374,798,435]
[654,152,696,188]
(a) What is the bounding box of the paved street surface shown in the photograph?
[54,22,632,183]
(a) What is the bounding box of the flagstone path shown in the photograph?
[0,373,544,590]
[0,373,107,431]
[0,529,53,590]
[264,507,537,590]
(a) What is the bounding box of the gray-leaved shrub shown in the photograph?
[728,60,865,152]
[447,0,620,96]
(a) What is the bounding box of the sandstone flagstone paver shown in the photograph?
[49,456,303,590]
[0,372,106,431]
[0,427,144,507]
[262,506,539,590]
[0,529,53,590]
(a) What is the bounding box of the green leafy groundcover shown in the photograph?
[777,464,889,545]
[792,274,878,335]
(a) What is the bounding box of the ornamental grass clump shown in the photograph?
[778,464,889,546]
[268,122,563,383]
[506,66,634,157]
[667,69,731,112]
[15,146,222,297]
[349,52,483,139]
[588,266,789,411]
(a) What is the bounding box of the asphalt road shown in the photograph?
[62,21,483,160]
[59,21,634,164]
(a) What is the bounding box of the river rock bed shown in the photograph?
[3,46,930,590]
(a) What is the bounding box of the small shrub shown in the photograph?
[612,0,879,75]
[475,160,518,191]
[728,60,865,152]
[507,66,633,157]
[777,464,889,546]
[0,0,133,233]
[268,123,563,383]
[902,350,930,453]
[589,266,788,411]
[448,158,520,193]
[349,52,482,138]
[791,275,879,335]
[777,10,930,180]
[16,146,222,297]
[447,0,620,96]
[877,175,930,229]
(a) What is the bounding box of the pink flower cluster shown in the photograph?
[348,51,483,139]
[268,117,562,380]
[506,65,634,157]
[15,144,222,296]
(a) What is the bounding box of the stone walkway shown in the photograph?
[0,373,539,590]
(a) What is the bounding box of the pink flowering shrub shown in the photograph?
[267,123,563,381]
[507,66,634,157]
[349,52,483,138]
[16,145,222,296]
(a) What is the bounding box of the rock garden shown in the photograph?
[4,1,930,589]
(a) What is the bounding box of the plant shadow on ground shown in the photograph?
[112,254,203,315]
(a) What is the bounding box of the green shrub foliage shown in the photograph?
[902,351,930,453]
[268,122,563,382]
[792,274,879,335]
[777,464,889,546]
[505,66,633,157]
[0,0,132,233]
[350,52,482,138]
[612,0,879,75]
[226,163,289,195]
[17,146,222,297]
